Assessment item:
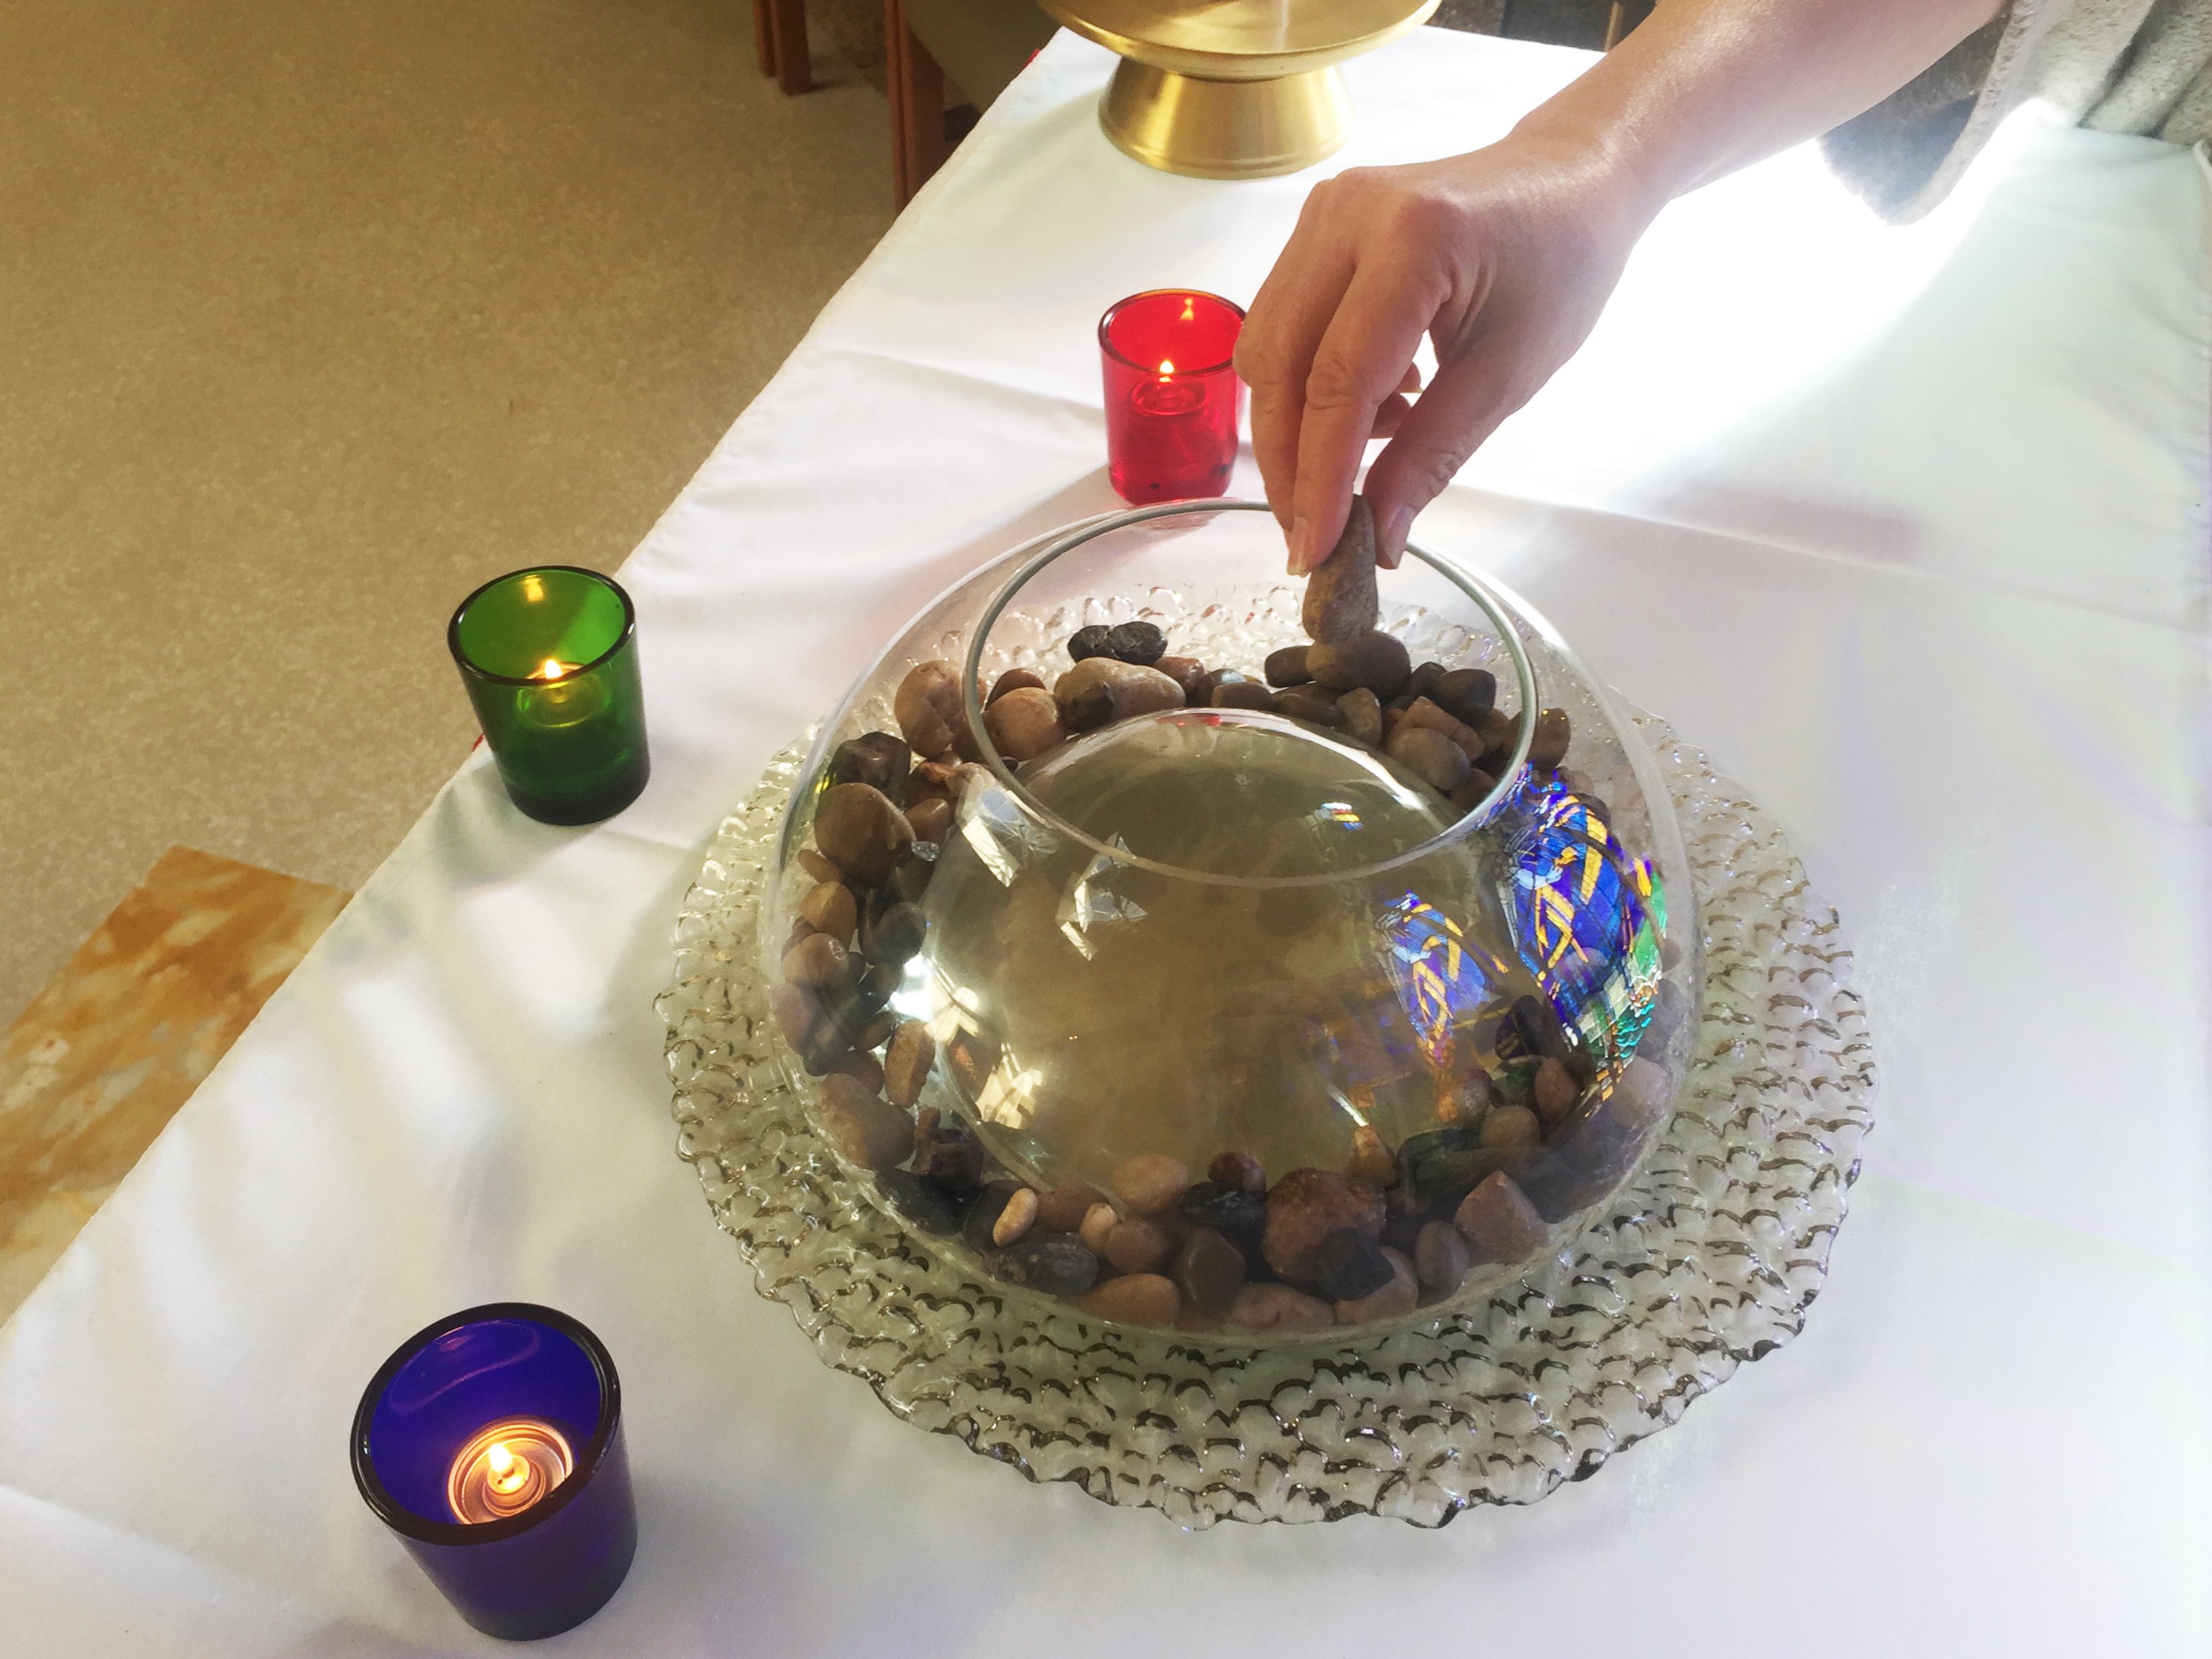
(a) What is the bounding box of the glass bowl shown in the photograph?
[763,500,1699,1347]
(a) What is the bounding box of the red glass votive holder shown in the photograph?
[1098,289,1246,504]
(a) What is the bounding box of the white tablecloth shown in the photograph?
[4,30,2207,1656]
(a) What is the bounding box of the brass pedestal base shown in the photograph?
[1098,60,1353,180]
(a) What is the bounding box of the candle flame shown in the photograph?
[532,658,567,681]
[487,1443,514,1476]
[1158,359,1174,378]
[1179,297,1194,322]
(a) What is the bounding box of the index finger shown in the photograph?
[1286,260,1441,575]
[1237,221,1357,537]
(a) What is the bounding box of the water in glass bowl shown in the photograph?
[920,708,1544,1193]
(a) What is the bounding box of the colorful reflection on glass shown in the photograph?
[1501,775,1664,1071]
[1376,890,1499,1076]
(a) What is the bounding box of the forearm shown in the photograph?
[1516,0,2007,222]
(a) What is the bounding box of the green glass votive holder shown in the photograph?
[448,567,651,825]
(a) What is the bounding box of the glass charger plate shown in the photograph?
[657,713,1876,1528]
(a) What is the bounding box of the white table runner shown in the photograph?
[3,30,2206,1656]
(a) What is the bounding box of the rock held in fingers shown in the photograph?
[1302,495,1380,644]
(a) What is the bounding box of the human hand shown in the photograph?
[1236,131,1654,573]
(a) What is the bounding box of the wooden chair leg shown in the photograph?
[885,0,948,207]
[771,0,811,94]
[752,0,777,76]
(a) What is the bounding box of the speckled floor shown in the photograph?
[1,0,894,1025]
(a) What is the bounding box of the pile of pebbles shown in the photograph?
[773,496,1669,1335]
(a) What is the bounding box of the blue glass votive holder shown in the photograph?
[350,1303,637,1641]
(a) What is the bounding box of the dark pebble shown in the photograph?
[1313,1228,1395,1299]
[1273,684,1345,726]
[1210,681,1275,711]
[1397,1126,1515,1213]
[1490,1057,1542,1107]
[1406,661,1443,701]
[963,1181,1024,1250]
[1172,1227,1248,1315]
[1189,668,1250,705]
[1067,624,1116,661]
[878,1169,964,1235]
[1512,994,1574,1066]
[1206,1149,1266,1200]
[1528,706,1571,770]
[891,844,937,904]
[1107,621,1167,665]
[991,1233,1099,1297]
[1179,1181,1267,1250]
[1431,668,1496,726]
[861,899,928,965]
[829,731,912,800]
[987,668,1046,704]
[1263,645,1313,687]
[909,1109,985,1198]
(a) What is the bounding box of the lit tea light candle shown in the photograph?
[445,1418,574,1523]
[448,567,653,825]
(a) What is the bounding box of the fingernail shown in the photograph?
[1379,505,1413,566]
[1287,514,1315,575]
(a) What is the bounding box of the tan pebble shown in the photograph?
[987,667,1046,704]
[813,783,914,885]
[1346,1125,1397,1187]
[1454,1171,1550,1264]
[1038,1181,1105,1233]
[1534,1057,1578,1126]
[1301,495,1379,644]
[882,1021,936,1109]
[1054,658,1185,731]
[983,686,1066,762]
[1078,1201,1120,1256]
[1111,1153,1191,1214]
[1207,1149,1265,1200]
[1080,1273,1181,1328]
[1337,687,1382,745]
[893,660,966,758]
[780,931,848,988]
[798,880,857,941]
[992,1187,1040,1246]
[771,981,824,1052]
[796,848,842,884]
[1225,1282,1334,1336]
[1334,1246,1418,1325]
[817,1074,913,1171]
[1104,1218,1176,1275]
[1479,1103,1542,1153]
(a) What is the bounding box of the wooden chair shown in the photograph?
[888,0,1057,205]
[754,0,811,95]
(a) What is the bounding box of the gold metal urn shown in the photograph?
[1040,0,1441,179]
